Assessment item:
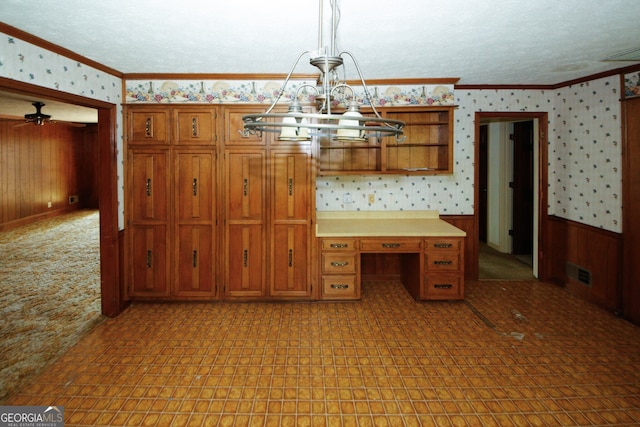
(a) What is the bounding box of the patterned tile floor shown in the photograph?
[4,280,640,426]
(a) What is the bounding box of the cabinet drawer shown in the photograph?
[424,238,461,251]
[424,252,460,271]
[322,253,357,274]
[360,239,421,252]
[320,239,357,251]
[424,274,463,300]
[322,275,358,299]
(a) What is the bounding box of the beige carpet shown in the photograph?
[0,210,103,401]
[479,242,535,280]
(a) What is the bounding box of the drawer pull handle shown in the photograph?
[192,178,198,196]
[145,117,152,137]
[433,260,453,265]
[243,178,248,196]
[434,243,453,248]
[288,178,294,196]
[193,250,198,268]
[191,117,198,137]
[146,250,152,268]
[331,284,349,289]
[330,261,349,267]
[330,243,348,248]
[243,249,248,267]
[434,284,453,289]
[288,249,293,267]
[145,178,152,196]
[382,243,401,248]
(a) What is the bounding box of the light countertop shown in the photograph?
[316,210,466,237]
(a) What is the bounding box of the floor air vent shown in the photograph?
[566,262,591,287]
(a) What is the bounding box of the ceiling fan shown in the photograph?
[14,101,85,127]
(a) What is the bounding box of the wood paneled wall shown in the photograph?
[0,120,98,230]
[547,215,622,312]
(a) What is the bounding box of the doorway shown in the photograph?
[0,77,121,316]
[475,112,549,281]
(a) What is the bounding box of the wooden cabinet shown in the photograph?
[318,106,454,175]
[128,108,170,145]
[319,231,464,301]
[129,150,170,223]
[224,151,267,297]
[222,106,314,299]
[125,105,219,300]
[174,150,216,297]
[129,225,170,297]
[319,239,359,299]
[271,151,311,297]
[127,150,170,297]
[174,109,216,145]
[422,237,464,300]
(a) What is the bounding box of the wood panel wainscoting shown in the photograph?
[546,215,622,313]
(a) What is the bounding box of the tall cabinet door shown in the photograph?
[129,225,170,297]
[129,150,170,223]
[176,151,214,222]
[224,151,266,296]
[174,151,216,298]
[176,225,215,297]
[128,150,170,297]
[271,151,311,297]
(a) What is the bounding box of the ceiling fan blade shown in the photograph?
[50,120,86,128]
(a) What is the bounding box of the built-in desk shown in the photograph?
[316,211,466,301]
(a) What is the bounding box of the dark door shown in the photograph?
[479,125,488,243]
[511,121,534,255]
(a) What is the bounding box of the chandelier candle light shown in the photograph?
[242,0,405,142]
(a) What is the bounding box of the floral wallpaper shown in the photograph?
[0,32,124,228]
[125,80,456,107]
[552,77,622,231]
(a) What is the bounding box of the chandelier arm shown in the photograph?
[330,83,355,101]
[263,50,312,115]
[339,50,384,121]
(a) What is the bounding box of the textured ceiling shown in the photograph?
[1,0,640,121]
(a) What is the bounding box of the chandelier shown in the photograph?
[242,0,405,142]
